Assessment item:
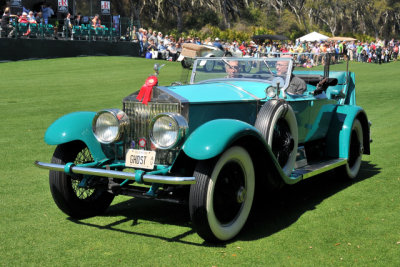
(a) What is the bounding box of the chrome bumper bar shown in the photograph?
[34,161,196,185]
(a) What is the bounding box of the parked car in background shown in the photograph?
[177,42,238,69]
[36,54,371,242]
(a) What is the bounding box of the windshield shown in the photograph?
[190,57,293,89]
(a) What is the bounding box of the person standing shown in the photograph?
[1,7,18,37]
[41,4,54,24]
[376,45,382,64]
[136,28,144,55]
[64,13,73,39]
[213,37,223,50]
[74,13,83,26]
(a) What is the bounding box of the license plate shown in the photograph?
[125,149,156,170]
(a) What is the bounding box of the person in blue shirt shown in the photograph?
[157,40,169,60]
[213,37,223,50]
[41,4,54,24]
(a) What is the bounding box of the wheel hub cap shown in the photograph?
[236,186,246,203]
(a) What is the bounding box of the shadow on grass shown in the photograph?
[240,160,380,241]
[68,160,379,246]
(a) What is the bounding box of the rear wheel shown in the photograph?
[189,146,255,242]
[339,119,364,179]
[49,142,114,219]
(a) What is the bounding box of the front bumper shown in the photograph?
[34,161,196,185]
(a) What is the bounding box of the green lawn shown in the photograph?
[0,57,399,266]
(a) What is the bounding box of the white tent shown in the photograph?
[297,32,329,42]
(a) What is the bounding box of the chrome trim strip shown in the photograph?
[35,161,196,185]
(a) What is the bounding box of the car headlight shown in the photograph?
[92,109,129,144]
[266,86,277,98]
[150,113,188,149]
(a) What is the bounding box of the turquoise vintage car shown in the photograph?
[35,54,371,242]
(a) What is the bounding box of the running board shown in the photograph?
[290,158,347,180]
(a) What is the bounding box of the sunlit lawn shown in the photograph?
[0,56,399,266]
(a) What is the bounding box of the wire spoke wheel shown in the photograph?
[272,118,294,167]
[70,147,95,200]
[49,142,114,218]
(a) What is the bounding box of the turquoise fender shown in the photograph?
[183,119,265,160]
[326,105,368,159]
[181,119,302,185]
[44,112,106,161]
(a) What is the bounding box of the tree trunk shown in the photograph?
[222,0,230,29]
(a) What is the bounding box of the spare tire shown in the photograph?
[255,100,298,176]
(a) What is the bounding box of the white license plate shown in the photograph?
[125,149,156,170]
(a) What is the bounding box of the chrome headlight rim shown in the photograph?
[92,109,130,144]
[266,86,277,98]
[150,112,188,150]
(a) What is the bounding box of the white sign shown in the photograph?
[125,149,156,170]
[101,1,111,15]
[10,0,22,8]
[58,0,68,13]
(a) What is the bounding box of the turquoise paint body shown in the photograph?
[326,105,364,158]
[168,81,269,102]
[44,112,106,161]
[182,119,261,160]
[187,102,258,135]
[182,118,302,184]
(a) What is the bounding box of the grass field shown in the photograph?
[0,56,399,266]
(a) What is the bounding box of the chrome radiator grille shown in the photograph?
[123,101,181,165]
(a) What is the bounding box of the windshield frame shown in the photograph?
[190,57,294,90]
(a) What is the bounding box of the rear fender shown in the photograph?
[326,105,370,158]
[44,112,106,161]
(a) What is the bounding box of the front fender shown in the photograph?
[44,112,106,161]
[326,105,369,158]
[179,118,302,185]
[182,119,264,160]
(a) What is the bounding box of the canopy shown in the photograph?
[328,36,357,41]
[296,32,329,42]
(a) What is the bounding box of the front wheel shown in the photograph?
[49,142,114,219]
[189,146,255,242]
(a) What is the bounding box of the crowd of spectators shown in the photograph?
[1,5,54,37]
[0,5,111,40]
[2,6,399,65]
[132,26,399,65]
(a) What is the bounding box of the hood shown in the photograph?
[165,81,270,103]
